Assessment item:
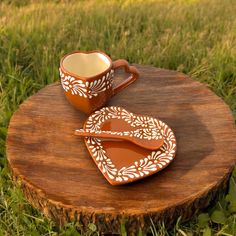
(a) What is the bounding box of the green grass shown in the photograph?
[0,0,236,235]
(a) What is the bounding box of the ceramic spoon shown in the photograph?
[74,128,164,150]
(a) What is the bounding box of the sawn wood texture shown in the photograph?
[6,65,236,234]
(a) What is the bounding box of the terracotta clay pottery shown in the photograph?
[74,128,164,150]
[59,51,139,114]
[81,106,177,185]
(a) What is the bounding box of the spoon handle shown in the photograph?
[75,129,131,141]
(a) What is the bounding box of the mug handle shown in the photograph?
[112,59,139,95]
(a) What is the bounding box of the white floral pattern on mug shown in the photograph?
[59,68,114,99]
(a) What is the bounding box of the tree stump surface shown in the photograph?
[6,65,236,234]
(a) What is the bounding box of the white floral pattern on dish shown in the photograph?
[84,106,177,184]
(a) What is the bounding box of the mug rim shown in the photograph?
[60,50,113,81]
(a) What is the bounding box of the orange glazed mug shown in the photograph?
[59,51,139,114]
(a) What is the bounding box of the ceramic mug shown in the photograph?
[59,51,139,114]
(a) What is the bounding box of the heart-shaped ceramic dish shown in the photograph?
[83,106,177,185]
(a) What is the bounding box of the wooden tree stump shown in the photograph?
[6,65,236,234]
